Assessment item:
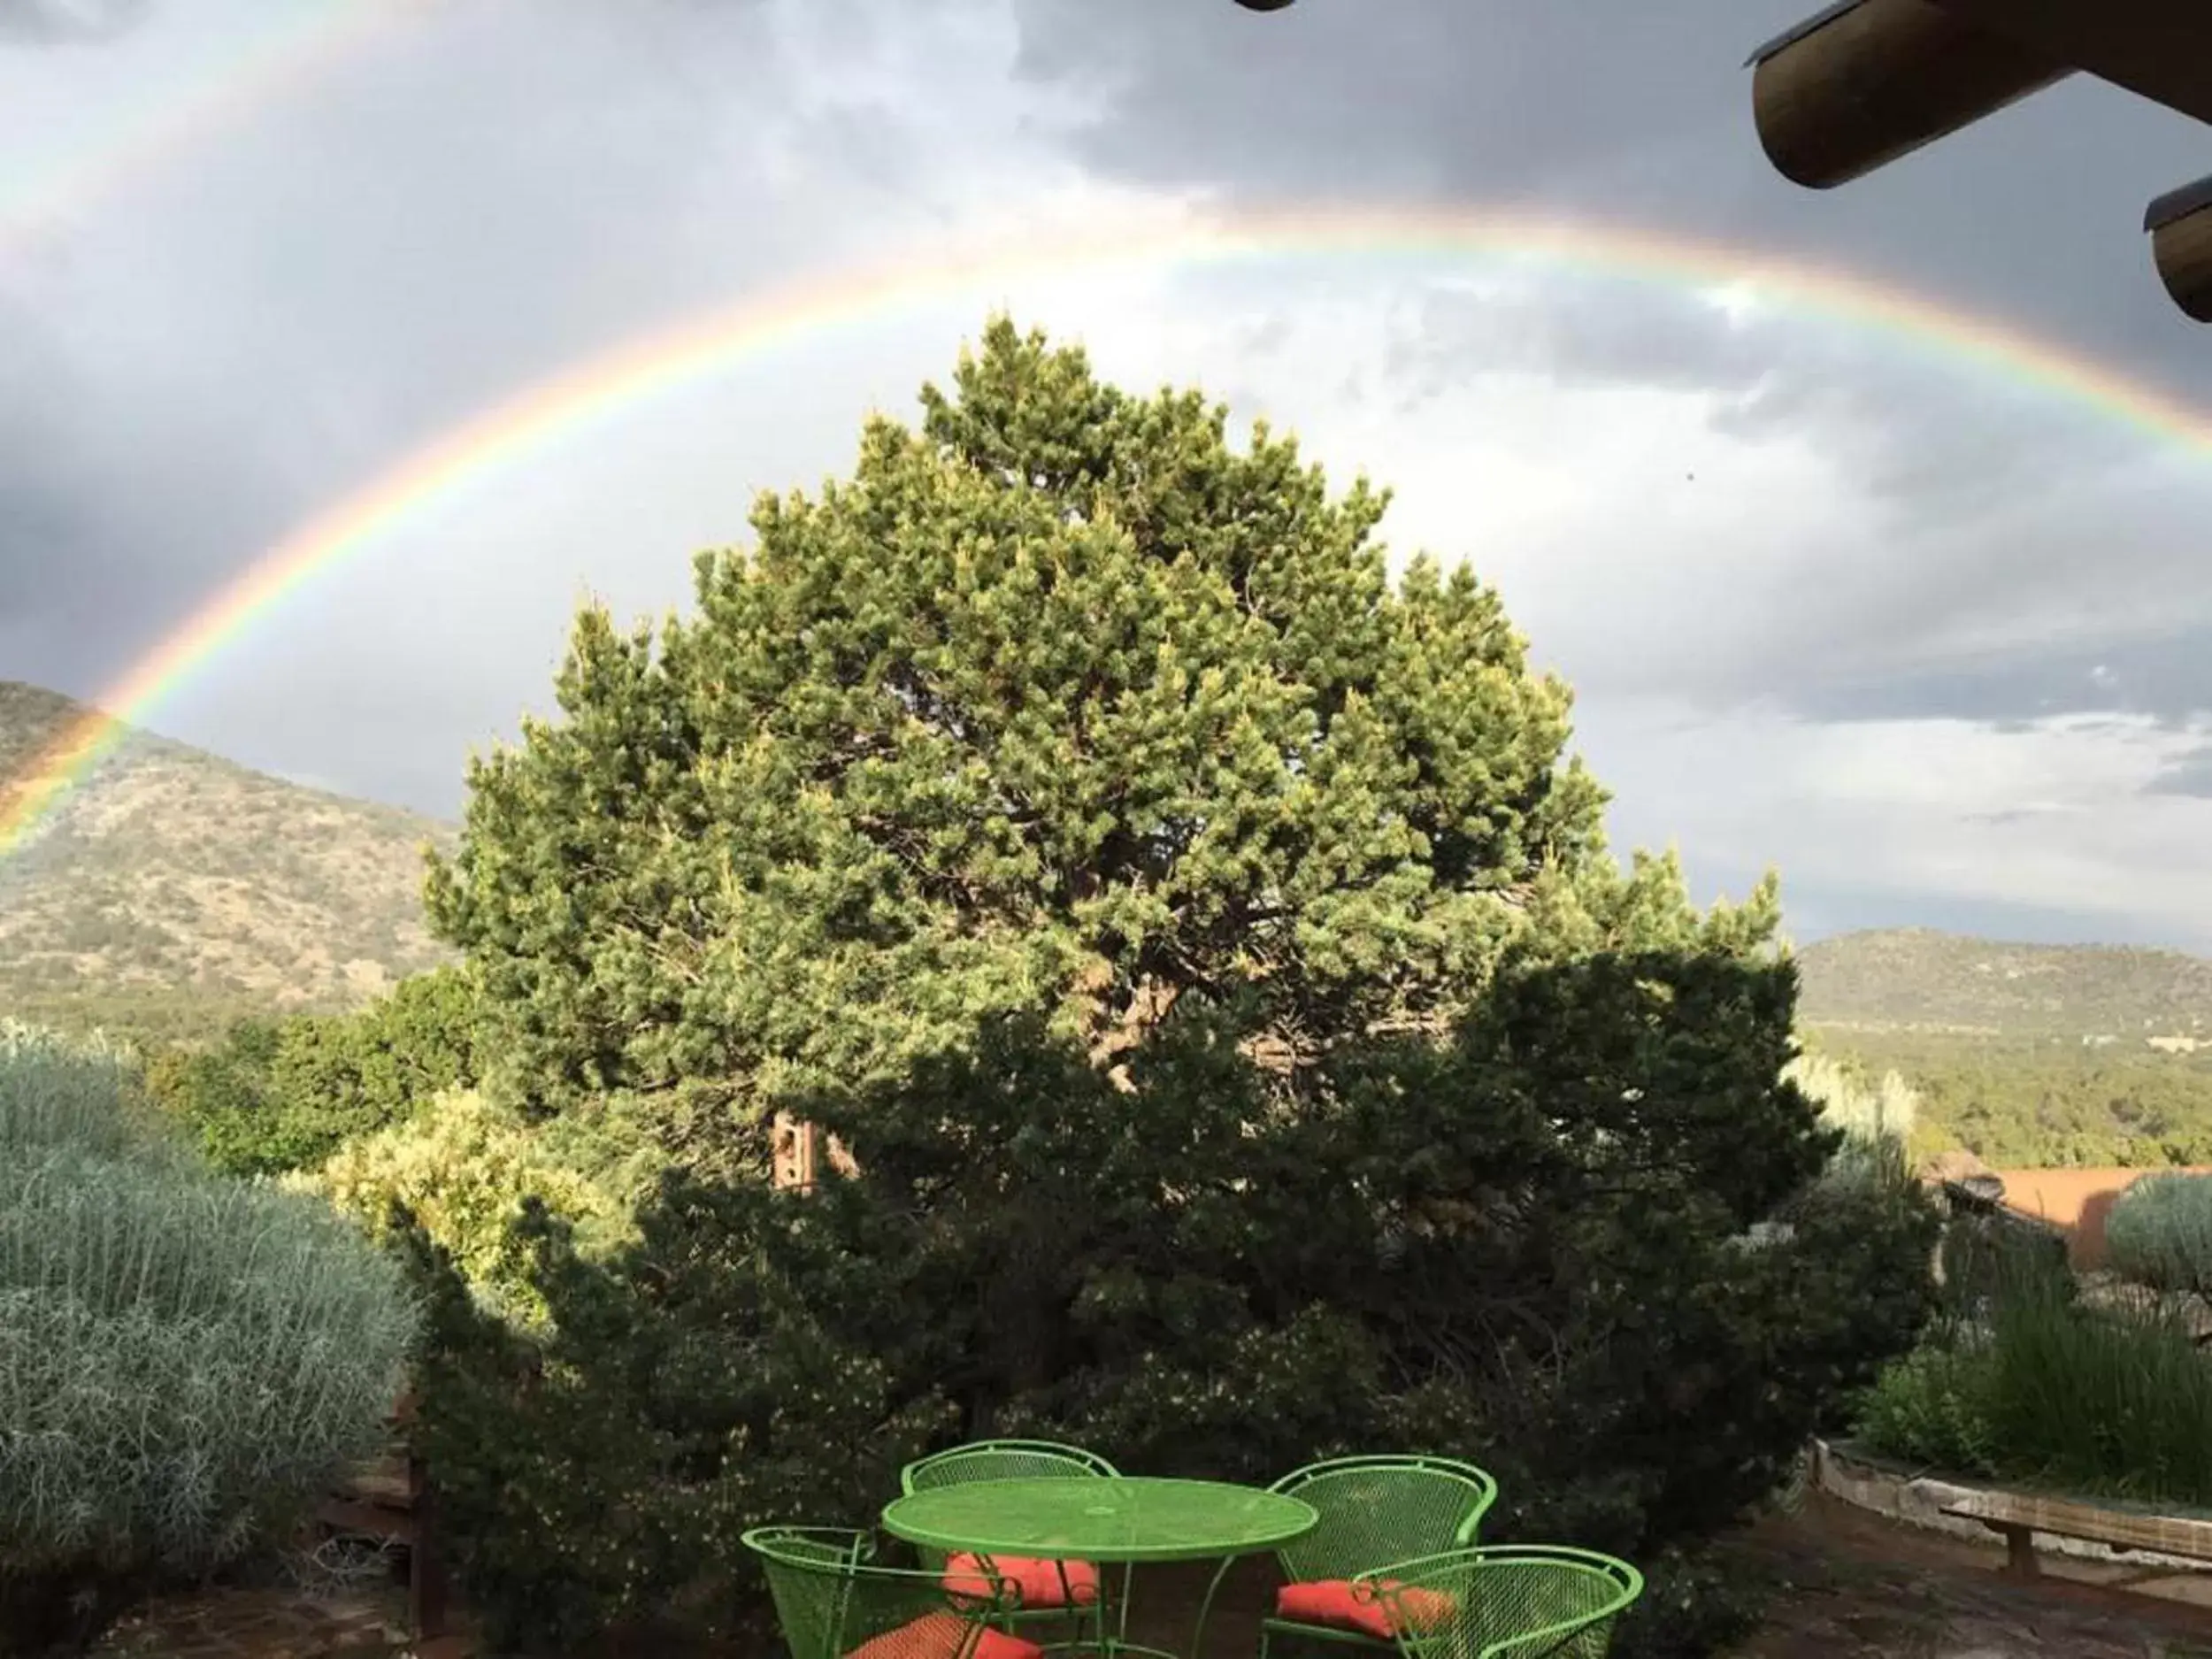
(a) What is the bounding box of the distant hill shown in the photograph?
[1796,927,2212,1044]
[11,669,2212,1141]
[0,680,457,1044]
[1797,928,2212,1167]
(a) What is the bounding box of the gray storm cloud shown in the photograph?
[0,0,149,45]
[1010,1,2211,373]
[1006,0,2212,741]
[4,0,2212,949]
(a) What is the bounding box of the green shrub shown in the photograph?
[400,1184,967,1656]
[408,956,1937,1657]
[2106,1171,2212,1294]
[0,1022,162,1164]
[1855,1339,2003,1477]
[0,1024,417,1653]
[147,966,480,1177]
[1981,1259,2212,1503]
[1609,1546,1771,1659]
[142,1018,290,1174]
[289,1089,627,1324]
[1857,1242,2212,1506]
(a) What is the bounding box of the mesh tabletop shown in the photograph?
[881,1477,1317,1564]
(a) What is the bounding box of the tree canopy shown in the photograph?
[427,316,1774,1146]
[404,315,1932,1657]
[407,953,1933,1657]
[146,964,480,1176]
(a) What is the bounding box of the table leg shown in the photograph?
[1053,1559,1100,1655]
[1188,1555,1238,1659]
[1060,1560,1131,1658]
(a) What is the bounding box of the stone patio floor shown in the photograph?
[79,1489,2212,1658]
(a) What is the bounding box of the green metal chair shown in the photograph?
[897,1440,1120,1648]
[742,1525,1037,1659]
[1259,1455,1501,1658]
[1363,1545,1643,1659]
[900,1440,1121,1493]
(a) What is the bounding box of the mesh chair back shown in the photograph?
[1270,1455,1499,1584]
[1375,1544,1642,1659]
[745,1525,1012,1659]
[900,1439,1118,1494]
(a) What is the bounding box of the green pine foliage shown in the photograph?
[425,315,1776,1151]
[0,1023,416,1653]
[407,955,1935,1658]
[399,319,1930,1656]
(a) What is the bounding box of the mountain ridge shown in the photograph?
[0,680,457,1042]
[1795,925,2212,1041]
[8,676,2212,1054]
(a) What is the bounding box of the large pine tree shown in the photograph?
[426,317,1774,1141]
[406,320,1936,1657]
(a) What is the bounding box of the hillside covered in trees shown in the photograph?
[0,680,454,1044]
[1799,929,2212,1166]
[1798,927,2212,1040]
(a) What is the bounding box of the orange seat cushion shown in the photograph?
[1274,1578,1458,1640]
[844,1610,1044,1659]
[943,1552,1101,1609]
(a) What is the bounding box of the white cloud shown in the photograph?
[5,0,2211,956]
[1589,703,2212,942]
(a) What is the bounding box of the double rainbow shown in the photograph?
[6,47,2211,858]
[1,4,399,249]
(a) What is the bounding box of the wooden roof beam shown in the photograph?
[1747,0,2074,190]
[1748,0,2212,322]
[1924,0,2212,127]
[2148,174,2212,321]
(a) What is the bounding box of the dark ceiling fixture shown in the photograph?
[1233,0,1297,11]
[1746,0,2212,322]
[2147,174,2212,322]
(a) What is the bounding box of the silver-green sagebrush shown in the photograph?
[0,1023,417,1581]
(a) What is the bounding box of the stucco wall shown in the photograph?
[1989,1166,2212,1268]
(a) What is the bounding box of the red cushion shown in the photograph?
[943,1551,1101,1609]
[970,1629,1044,1659]
[1275,1578,1458,1640]
[844,1610,1044,1659]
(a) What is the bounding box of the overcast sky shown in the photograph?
[4,0,2212,949]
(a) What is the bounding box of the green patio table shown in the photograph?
[881,1475,1317,1659]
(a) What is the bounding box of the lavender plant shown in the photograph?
[2106,1171,2212,1296]
[0,1023,416,1651]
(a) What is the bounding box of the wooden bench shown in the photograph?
[1940,1490,2212,1581]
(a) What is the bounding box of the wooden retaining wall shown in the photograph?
[1812,1438,2212,1589]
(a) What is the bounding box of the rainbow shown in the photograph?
[1,5,402,249]
[8,202,2212,856]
